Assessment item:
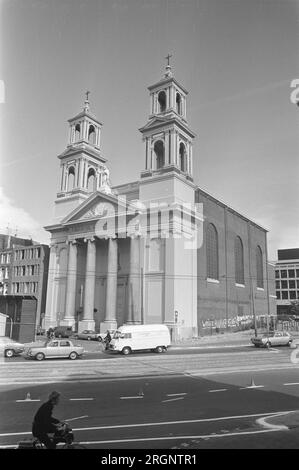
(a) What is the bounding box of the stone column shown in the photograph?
[64,240,78,326]
[127,236,141,324]
[79,238,96,332]
[44,243,58,330]
[100,237,118,332]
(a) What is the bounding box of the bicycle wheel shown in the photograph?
[62,442,87,449]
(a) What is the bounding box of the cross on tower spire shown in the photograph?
[84,90,90,111]
[164,54,173,77]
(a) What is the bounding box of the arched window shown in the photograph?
[235,236,245,285]
[179,143,186,172]
[75,124,81,141]
[176,93,182,115]
[87,168,96,192]
[154,140,165,169]
[256,245,264,288]
[88,125,96,144]
[206,223,219,280]
[158,91,166,113]
[67,167,75,191]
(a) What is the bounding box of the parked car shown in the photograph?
[53,326,73,338]
[251,331,293,348]
[74,330,101,341]
[25,339,84,361]
[0,337,25,358]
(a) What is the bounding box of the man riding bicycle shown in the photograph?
[32,391,65,449]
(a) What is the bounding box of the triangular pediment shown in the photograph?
[139,116,170,132]
[61,191,134,225]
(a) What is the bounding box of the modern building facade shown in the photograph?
[0,236,49,327]
[275,248,299,315]
[44,64,275,338]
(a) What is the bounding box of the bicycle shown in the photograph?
[18,422,86,449]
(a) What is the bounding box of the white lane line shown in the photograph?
[240,385,264,389]
[162,397,185,403]
[0,410,296,438]
[257,413,290,431]
[166,393,187,397]
[120,396,143,400]
[16,399,40,402]
[209,389,227,393]
[283,383,299,386]
[0,428,281,448]
[58,429,281,446]
[69,398,94,401]
[66,415,89,421]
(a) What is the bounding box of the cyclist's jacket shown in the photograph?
[32,401,60,436]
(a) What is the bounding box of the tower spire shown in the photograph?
[84,90,90,111]
[164,54,173,77]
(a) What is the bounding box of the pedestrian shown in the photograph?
[32,391,63,449]
[47,327,54,339]
[104,330,111,350]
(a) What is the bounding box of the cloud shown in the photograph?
[0,187,49,244]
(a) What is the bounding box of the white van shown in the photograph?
[109,324,171,355]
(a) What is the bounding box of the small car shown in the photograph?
[25,339,84,361]
[4,342,25,358]
[251,331,293,348]
[53,326,73,338]
[74,330,101,341]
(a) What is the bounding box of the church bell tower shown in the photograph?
[139,56,195,180]
[53,92,112,222]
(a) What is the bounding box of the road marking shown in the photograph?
[283,383,299,386]
[69,398,94,401]
[162,397,185,403]
[166,393,187,396]
[66,415,89,421]
[257,413,290,431]
[120,396,143,400]
[1,409,295,438]
[240,385,264,389]
[209,389,227,393]
[16,399,40,402]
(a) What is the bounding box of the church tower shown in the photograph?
[139,56,195,180]
[53,92,112,222]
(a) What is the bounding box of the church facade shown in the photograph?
[44,64,276,339]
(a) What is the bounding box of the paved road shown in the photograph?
[0,345,297,385]
[1,369,299,449]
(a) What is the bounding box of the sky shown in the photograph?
[0,0,298,260]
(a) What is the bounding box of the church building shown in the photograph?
[44,62,276,339]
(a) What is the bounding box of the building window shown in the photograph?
[179,142,186,172]
[281,270,287,278]
[154,140,165,169]
[75,123,80,141]
[281,280,288,289]
[235,236,244,285]
[158,91,166,112]
[88,125,96,144]
[275,270,280,278]
[67,166,75,191]
[276,291,281,299]
[256,246,264,288]
[282,291,288,299]
[289,280,296,289]
[87,168,96,192]
[176,93,182,115]
[275,281,280,289]
[206,223,219,280]
[288,269,295,278]
[290,291,297,299]
[296,269,299,278]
